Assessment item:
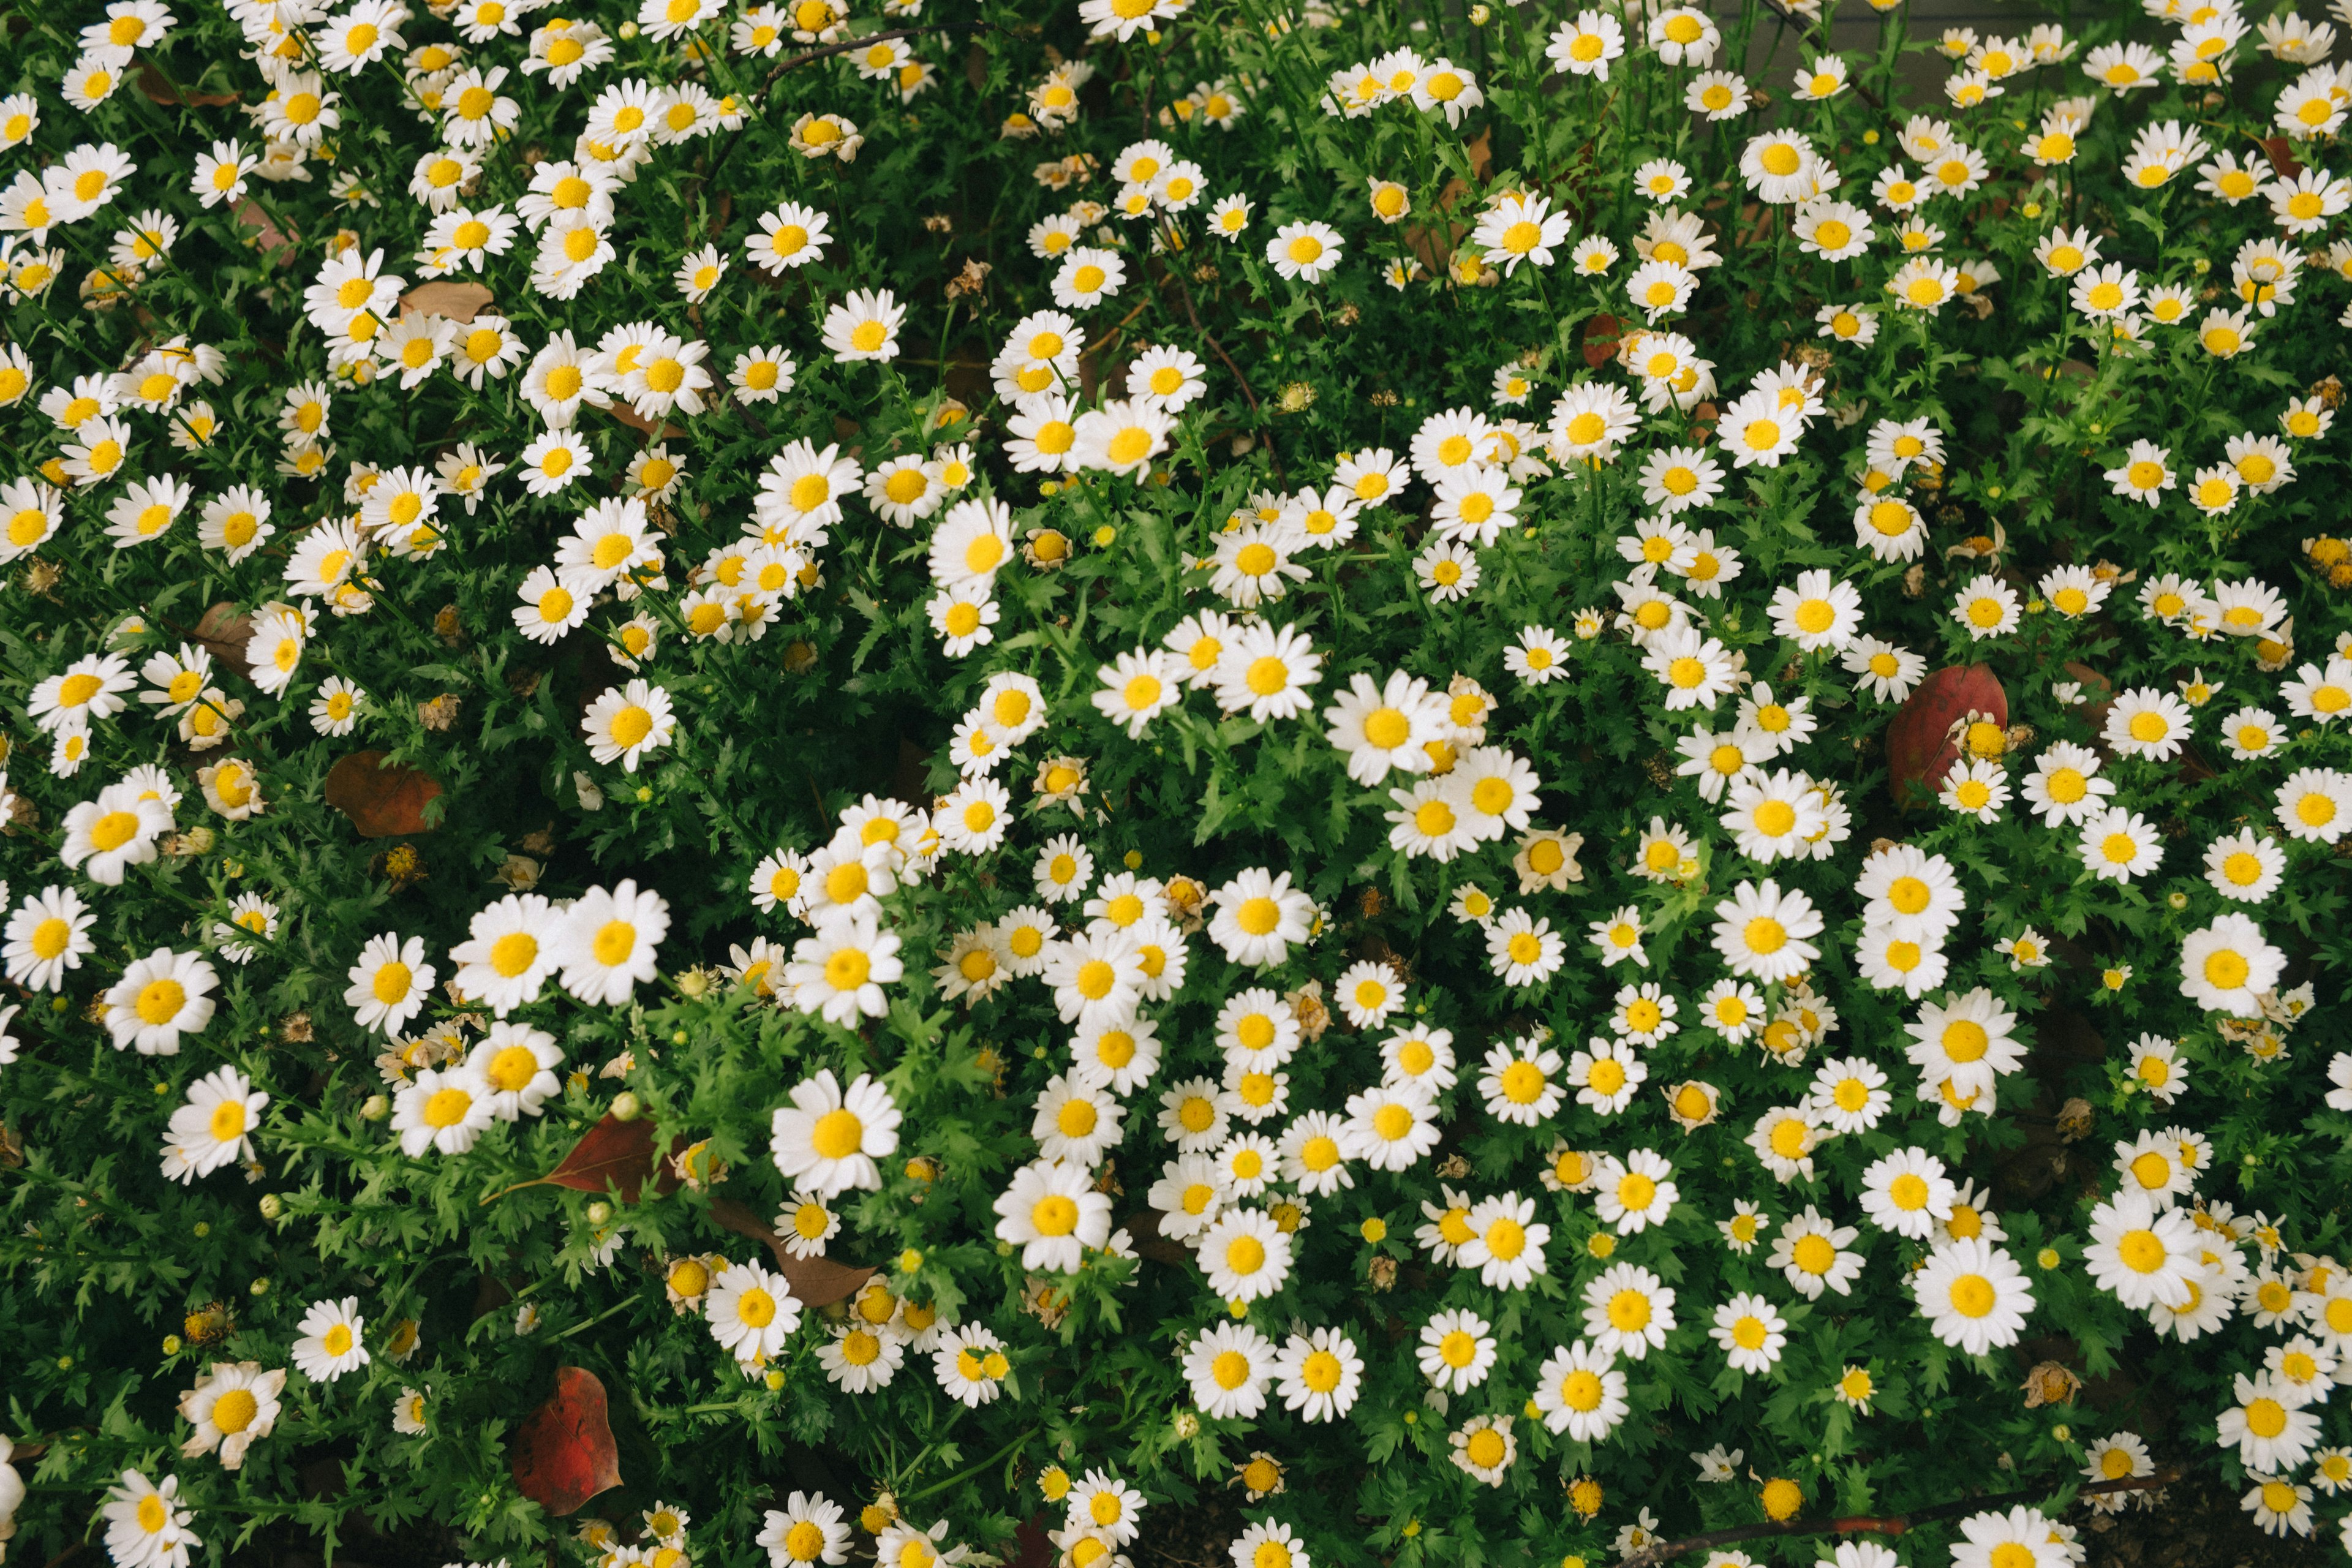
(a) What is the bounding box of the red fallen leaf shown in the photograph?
[707,1196,874,1306]
[2258,137,2303,181]
[511,1366,621,1517]
[323,751,445,837]
[1887,665,2008,808]
[1581,312,1624,371]
[483,1114,689,1207]
[399,280,494,322]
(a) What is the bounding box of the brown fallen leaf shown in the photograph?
[481,1114,687,1205]
[1582,312,1625,372]
[609,402,687,440]
[399,280,494,322]
[325,752,446,838]
[136,61,240,107]
[1008,1515,1055,1568]
[1401,216,1471,278]
[1117,1208,1191,1267]
[190,601,256,676]
[231,198,296,263]
[2065,659,2117,735]
[707,1196,875,1306]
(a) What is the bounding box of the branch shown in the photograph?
[699,22,995,186]
[1156,255,1259,419]
[1754,0,1885,113]
[1614,1466,2184,1568]
[1151,250,1283,479]
[752,21,993,94]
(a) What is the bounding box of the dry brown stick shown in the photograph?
[1752,0,1886,113]
[750,21,990,93]
[699,21,994,185]
[1615,1466,2183,1568]
[1161,257,1282,483]
[1159,259,1259,418]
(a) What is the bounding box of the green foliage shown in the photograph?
[3,1,2352,1567]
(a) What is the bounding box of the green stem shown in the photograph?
[901,1426,1034,1502]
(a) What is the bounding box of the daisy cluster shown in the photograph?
[7,0,2352,1566]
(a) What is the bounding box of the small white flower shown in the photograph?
[291,1297,370,1382]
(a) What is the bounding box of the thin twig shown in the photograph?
[756,21,992,94]
[700,22,995,186]
[1754,0,1885,113]
[1615,1466,2183,1568]
[1164,254,1281,483]
[1159,260,1258,418]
